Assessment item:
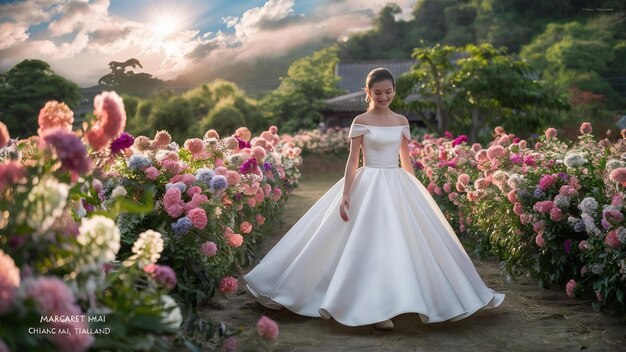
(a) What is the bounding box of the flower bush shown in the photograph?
[409,122,626,312]
[289,126,350,156]
[0,92,295,349]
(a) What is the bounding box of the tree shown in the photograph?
[396,43,569,142]
[0,59,81,137]
[98,58,163,96]
[260,46,343,132]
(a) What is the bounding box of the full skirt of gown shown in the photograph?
[243,124,505,327]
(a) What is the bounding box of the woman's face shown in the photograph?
[367,79,395,109]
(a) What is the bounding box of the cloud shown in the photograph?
[0,22,30,50]
[0,0,418,86]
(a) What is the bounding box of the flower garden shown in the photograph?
[1,91,625,351]
[0,92,300,351]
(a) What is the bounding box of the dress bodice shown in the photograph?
[348,123,411,168]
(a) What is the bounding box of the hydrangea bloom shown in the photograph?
[219,276,238,294]
[76,215,121,271]
[196,168,215,186]
[256,316,279,341]
[171,217,193,235]
[132,230,164,265]
[37,101,74,136]
[166,182,187,193]
[43,129,91,174]
[110,132,134,154]
[0,250,19,314]
[578,197,599,214]
[200,241,218,257]
[26,177,69,236]
[563,153,587,168]
[209,175,228,192]
[127,154,152,171]
[187,208,207,229]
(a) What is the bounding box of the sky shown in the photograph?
[0,0,417,87]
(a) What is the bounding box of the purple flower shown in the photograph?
[43,128,91,174]
[524,155,536,166]
[557,172,569,182]
[81,199,94,213]
[414,161,424,170]
[538,174,558,191]
[109,132,134,154]
[509,154,523,164]
[563,239,572,254]
[209,175,228,192]
[171,217,192,235]
[234,192,243,201]
[451,135,468,147]
[240,158,258,174]
[235,136,251,149]
[153,265,177,290]
[263,162,272,171]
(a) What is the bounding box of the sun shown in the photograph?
[154,16,179,36]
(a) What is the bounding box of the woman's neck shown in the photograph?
[369,106,393,115]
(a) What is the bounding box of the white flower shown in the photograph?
[26,177,69,236]
[581,213,601,236]
[606,159,626,172]
[553,195,570,209]
[578,197,599,214]
[77,215,121,271]
[564,153,587,168]
[507,173,526,190]
[132,230,164,265]
[110,185,127,199]
[160,294,182,330]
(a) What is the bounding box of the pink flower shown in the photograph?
[513,202,523,216]
[255,214,265,225]
[43,129,92,174]
[566,279,576,297]
[549,207,564,221]
[595,290,603,301]
[434,186,443,195]
[538,174,558,191]
[240,221,253,234]
[214,166,228,176]
[256,315,279,341]
[448,192,459,202]
[269,125,278,134]
[0,250,20,314]
[222,336,238,352]
[475,150,489,162]
[533,201,554,214]
[201,241,218,257]
[474,178,490,190]
[184,138,205,155]
[578,240,589,250]
[533,220,546,234]
[145,166,159,180]
[184,193,208,212]
[205,129,220,139]
[153,130,171,147]
[225,171,241,186]
[486,145,505,160]
[163,188,185,218]
[235,127,252,142]
[26,276,77,314]
[580,122,592,135]
[580,265,588,276]
[0,161,26,192]
[187,185,202,197]
[0,122,9,148]
[37,101,74,136]
[187,208,208,229]
[609,167,626,186]
[455,181,466,193]
[219,276,238,294]
[225,233,243,247]
[85,128,110,151]
[471,143,481,152]
[251,146,267,161]
[272,187,282,201]
[535,233,546,247]
[94,91,126,139]
[458,174,470,185]
[443,182,452,193]
[255,188,265,203]
[605,229,622,249]
[545,128,557,139]
[171,173,197,186]
[559,185,577,197]
[507,190,518,203]
[427,182,436,193]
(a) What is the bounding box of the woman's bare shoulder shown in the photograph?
[352,112,372,125]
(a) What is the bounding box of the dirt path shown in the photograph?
[206,155,626,352]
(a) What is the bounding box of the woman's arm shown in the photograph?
[400,137,415,177]
[342,135,362,196]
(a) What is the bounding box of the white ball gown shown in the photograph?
[244,123,505,327]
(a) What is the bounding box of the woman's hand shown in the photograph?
[339,194,350,222]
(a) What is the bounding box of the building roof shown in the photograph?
[335,60,416,93]
[324,60,416,112]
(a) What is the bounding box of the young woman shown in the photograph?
[244,68,505,330]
